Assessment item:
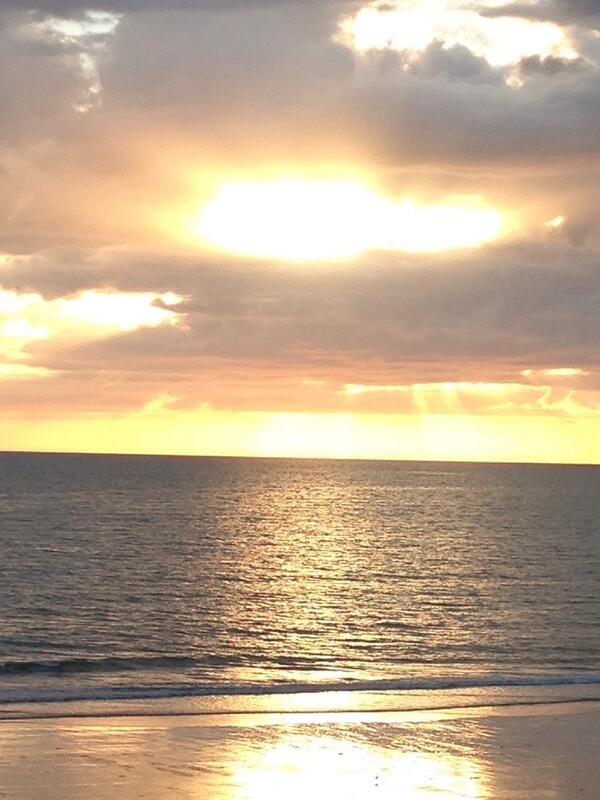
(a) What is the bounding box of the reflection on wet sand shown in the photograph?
[226,731,487,799]
[2,703,600,800]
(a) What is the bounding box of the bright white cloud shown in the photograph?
[0,287,184,377]
[338,0,578,70]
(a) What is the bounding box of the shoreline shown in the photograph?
[2,695,600,726]
[3,677,600,721]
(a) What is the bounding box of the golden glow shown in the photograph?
[255,412,358,458]
[544,368,588,377]
[545,215,566,229]
[343,383,409,396]
[229,735,486,799]
[339,380,599,419]
[192,180,503,261]
[0,287,184,372]
[0,363,53,379]
[342,381,511,397]
[339,1,577,68]
[55,289,182,332]
[2,408,598,464]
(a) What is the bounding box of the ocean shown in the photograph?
[1,452,599,719]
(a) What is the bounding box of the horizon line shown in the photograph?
[1,449,598,468]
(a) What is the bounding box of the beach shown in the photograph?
[2,699,600,799]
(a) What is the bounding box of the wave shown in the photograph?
[0,655,196,676]
[2,673,600,708]
[0,652,322,677]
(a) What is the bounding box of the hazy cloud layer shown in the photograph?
[1,239,598,415]
[0,0,356,11]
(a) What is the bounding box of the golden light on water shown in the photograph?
[192,180,503,261]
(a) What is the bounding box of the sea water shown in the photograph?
[1,452,599,718]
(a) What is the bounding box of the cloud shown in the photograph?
[407,40,502,83]
[3,0,600,257]
[0,0,599,436]
[337,379,600,417]
[0,284,184,377]
[351,2,567,61]
[0,0,366,21]
[0,0,319,12]
[1,239,598,397]
[518,53,587,76]
[480,0,600,24]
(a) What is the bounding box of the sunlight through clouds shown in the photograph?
[338,0,578,72]
[28,11,121,112]
[340,380,600,417]
[0,288,184,377]
[193,180,503,261]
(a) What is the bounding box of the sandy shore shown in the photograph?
[1,700,599,799]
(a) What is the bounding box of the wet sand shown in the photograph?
[1,700,599,799]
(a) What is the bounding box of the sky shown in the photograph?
[0,0,599,462]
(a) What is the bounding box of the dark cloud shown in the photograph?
[344,70,600,166]
[518,54,587,77]
[93,8,600,167]
[0,0,361,14]
[408,40,502,84]
[545,0,600,19]
[479,2,550,20]
[480,0,600,24]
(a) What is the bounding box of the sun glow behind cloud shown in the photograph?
[340,378,599,417]
[23,11,121,113]
[0,287,184,374]
[192,180,503,261]
[338,0,577,69]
